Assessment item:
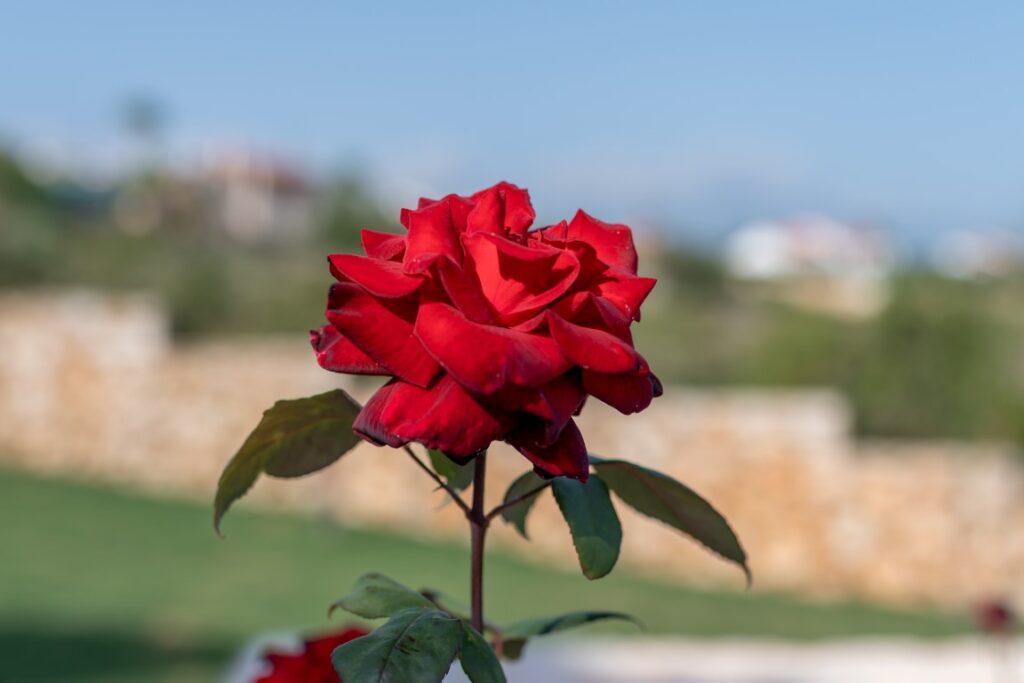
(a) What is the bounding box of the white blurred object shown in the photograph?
[224,635,1022,683]
[930,228,1023,279]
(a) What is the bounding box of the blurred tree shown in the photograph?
[118,95,168,170]
[316,174,392,250]
[0,149,52,209]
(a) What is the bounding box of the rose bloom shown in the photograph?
[255,627,368,683]
[974,599,1016,635]
[311,182,660,481]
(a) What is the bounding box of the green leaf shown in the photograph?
[501,611,638,661]
[458,622,506,683]
[419,588,505,636]
[591,457,750,583]
[550,475,622,579]
[428,449,475,492]
[213,389,362,534]
[499,470,548,538]
[330,573,433,620]
[332,607,463,683]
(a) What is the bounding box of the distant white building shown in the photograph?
[201,148,313,241]
[725,213,892,318]
[930,228,1023,279]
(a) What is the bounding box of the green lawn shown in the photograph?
[1,467,971,683]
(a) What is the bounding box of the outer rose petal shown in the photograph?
[415,302,570,394]
[326,283,439,387]
[592,269,657,321]
[354,376,512,458]
[328,253,423,298]
[462,232,580,323]
[310,324,388,375]
[508,418,589,481]
[546,311,642,374]
[402,196,467,273]
[361,229,406,261]
[583,368,659,414]
[564,209,639,273]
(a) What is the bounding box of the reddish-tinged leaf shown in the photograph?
[213,390,362,534]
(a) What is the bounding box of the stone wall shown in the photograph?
[1,290,1021,609]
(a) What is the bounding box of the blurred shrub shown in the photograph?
[0,151,51,209]
[846,275,1024,441]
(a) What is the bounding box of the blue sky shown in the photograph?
[2,1,1023,244]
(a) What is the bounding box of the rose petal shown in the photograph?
[484,373,585,443]
[508,418,589,481]
[583,368,658,414]
[361,229,406,261]
[592,269,657,321]
[564,209,639,273]
[462,232,580,323]
[552,291,631,336]
[402,196,468,274]
[436,259,496,324]
[326,283,439,387]
[310,324,389,375]
[328,253,423,298]
[467,181,535,239]
[415,302,570,394]
[546,311,642,374]
[354,376,512,457]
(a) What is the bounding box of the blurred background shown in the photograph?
[2,2,1023,681]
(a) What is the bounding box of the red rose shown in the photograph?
[255,627,368,683]
[311,182,660,481]
[974,599,1016,635]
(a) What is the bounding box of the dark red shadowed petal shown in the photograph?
[565,209,639,274]
[326,283,439,387]
[467,181,535,239]
[414,302,570,395]
[328,254,423,298]
[436,259,496,324]
[509,310,547,333]
[353,376,513,458]
[583,368,658,414]
[592,269,657,321]
[361,229,406,261]
[546,311,642,374]
[402,196,469,274]
[484,373,586,443]
[310,324,389,375]
[462,232,580,323]
[508,418,589,481]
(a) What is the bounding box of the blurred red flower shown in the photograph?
[255,627,368,683]
[311,182,660,481]
[975,599,1016,635]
